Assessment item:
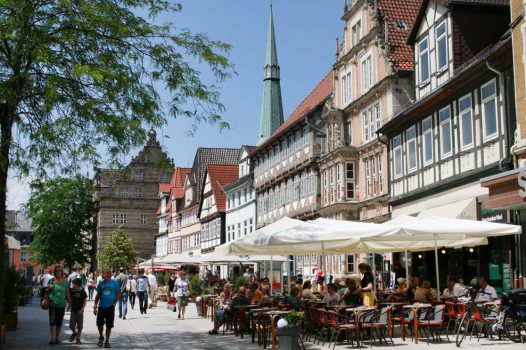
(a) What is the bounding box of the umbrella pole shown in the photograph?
[372,254,376,293]
[434,239,440,293]
[404,250,409,280]
[321,242,327,293]
[270,255,273,294]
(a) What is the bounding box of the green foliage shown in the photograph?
[189,274,201,296]
[201,287,212,296]
[233,276,248,292]
[24,175,97,269]
[97,227,137,271]
[283,311,305,326]
[2,268,26,313]
[155,271,170,286]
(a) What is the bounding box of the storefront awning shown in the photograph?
[417,197,477,220]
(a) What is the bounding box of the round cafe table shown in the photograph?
[262,310,291,350]
[402,303,432,344]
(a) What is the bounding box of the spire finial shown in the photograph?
[344,0,349,12]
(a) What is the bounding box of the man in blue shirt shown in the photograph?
[94,268,120,348]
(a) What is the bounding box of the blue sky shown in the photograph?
[7,1,343,209]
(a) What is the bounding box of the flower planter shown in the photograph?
[276,325,301,350]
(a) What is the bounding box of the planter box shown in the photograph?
[276,325,301,350]
[2,311,18,331]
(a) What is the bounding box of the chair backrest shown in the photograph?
[308,307,320,326]
[445,301,457,318]
[432,305,445,322]
[328,310,340,328]
[471,306,484,322]
[359,309,376,323]
[457,303,467,318]
[377,307,390,325]
[318,308,329,327]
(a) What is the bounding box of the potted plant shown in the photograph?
[1,267,23,331]
[276,311,305,350]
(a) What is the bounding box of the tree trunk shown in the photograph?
[0,103,14,316]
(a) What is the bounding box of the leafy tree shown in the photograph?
[97,226,137,272]
[24,175,97,269]
[0,0,234,313]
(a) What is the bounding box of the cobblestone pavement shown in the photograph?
[4,296,525,349]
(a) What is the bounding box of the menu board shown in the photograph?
[503,263,511,292]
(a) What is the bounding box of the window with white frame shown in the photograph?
[459,94,473,149]
[120,214,127,224]
[374,103,381,136]
[344,120,352,146]
[361,55,372,92]
[439,106,452,158]
[436,19,448,72]
[363,110,370,143]
[337,163,342,201]
[481,79,498,140]
[377,153,384,194]
[120,187,128,198]
[365,158,371,197]
[419,37,430,84]
[329,167,334,203]
[422,117,433,164]
[393,135,403,178]
[323,170,328,204]
[342,71,352,105]
[352,20,361,46]
[346,162,355,200]
[372,156,377,195]
[112,213,119,224]
[407,126,417,172]
[140,214,147,225]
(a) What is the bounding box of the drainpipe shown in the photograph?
[486,62,511,171]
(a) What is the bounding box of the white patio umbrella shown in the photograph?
[200,254,288,264]
[156,254,203,265]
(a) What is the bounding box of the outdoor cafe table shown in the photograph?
[262,310,291,350]
[401,303,433,344]
[345,306,376,346]
[248,307,277,344]
[378,302,407,336]
[200,295,218,320]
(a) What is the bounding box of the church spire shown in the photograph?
[257,5,284,145]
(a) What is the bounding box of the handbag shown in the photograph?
[181,295,189,306]
[40,296,50,310]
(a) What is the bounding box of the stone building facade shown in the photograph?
[93,130,173,259]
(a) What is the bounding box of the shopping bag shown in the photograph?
[40,296,50,310]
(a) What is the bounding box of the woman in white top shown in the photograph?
[173,271,192,320]
[129,276,137,310]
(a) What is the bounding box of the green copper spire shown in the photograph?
[257,5,284,145]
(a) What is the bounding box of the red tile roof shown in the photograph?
[169,167,191,199]
[206,164,239,212]
[377,0,420,72]
[159,183,171,194]
[253,71,334,153]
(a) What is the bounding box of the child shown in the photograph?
[69,278,87,344]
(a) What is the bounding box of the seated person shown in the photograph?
[387,277,408,302]
[284,287,303,310]
[209,283,234,334]
[406,275,421,300]
[476,276,497,302]
[413,280,434,303]
[342,279,361,306]
[450,277,467,299]
[248,282,263,304]
[258,285,272,306]
[301,280,316,299]
[442,279,455,299]
[337,280,346,296]
[295,278,303,293]
[323,283,341,304]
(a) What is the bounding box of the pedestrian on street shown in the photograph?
[168,272,177,312]
[88,273,96,301]
[137,270,150,314]
[46,265,71,345]
[174,270,192,320]
[40,269,53,299]
[93,268,120,348]
[146,269,158,308]
[115,267,129,320]
[129,275,137,310]
[69,278,87,344]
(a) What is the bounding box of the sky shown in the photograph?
[6,0,344,210]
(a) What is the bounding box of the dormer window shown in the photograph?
[419,37,430,84]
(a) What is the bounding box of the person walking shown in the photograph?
[146,269,158,308]
[69,278,87,344]
[129,275,137,310]
[41,269,53,299]
[46,265,71,345]
[115,267,129,320]
[136,270,150,314]
[174,270,192,319]
[93,268,120,348]
[168,272,177,312]
[87,273,96,301]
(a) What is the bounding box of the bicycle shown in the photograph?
[495,288,526,343]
